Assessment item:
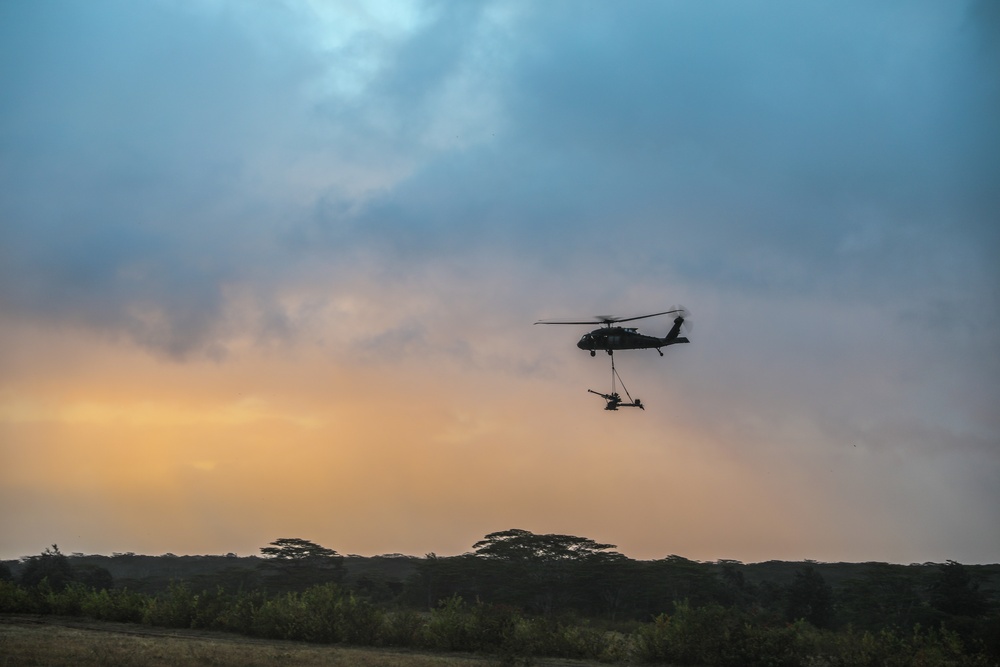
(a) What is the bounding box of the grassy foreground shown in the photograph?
[0,617,535,667]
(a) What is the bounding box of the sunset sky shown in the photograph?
[2,0,998,565]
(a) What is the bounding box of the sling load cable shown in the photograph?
[611,355,640,405]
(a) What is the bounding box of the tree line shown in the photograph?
[2,531,998,665]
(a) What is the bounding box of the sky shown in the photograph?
[1,0,998,565]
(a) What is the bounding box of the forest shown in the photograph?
[2,529,998,666]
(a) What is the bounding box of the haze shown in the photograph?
[1,0,998,564]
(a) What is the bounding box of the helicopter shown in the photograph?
[533,308,690,357]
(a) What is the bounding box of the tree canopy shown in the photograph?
[260,538,341,561]
[929,560,989,617]
[258,538,344,591]
[472,529,622,562]
[18,545,76,591]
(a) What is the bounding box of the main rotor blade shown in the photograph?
[534,309,685,326]
[607,309,685,324]
[534,318,607,325]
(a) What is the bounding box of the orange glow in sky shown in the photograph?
[2,1,997,565]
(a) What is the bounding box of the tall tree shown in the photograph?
[261,538,341,561]
[472,529,620,562]
[258,538,344,590]
[18,545,76,591]
[471,529,624,615]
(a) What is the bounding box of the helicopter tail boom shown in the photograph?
[660,316,689,345]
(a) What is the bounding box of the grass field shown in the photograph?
[0,616,520,667]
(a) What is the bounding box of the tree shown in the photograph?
[928,560,989,618]
[631,556,724,616]
[261,538,342,561]
[258,538,344,591]
[839,563,925,630]
[472,529,621,562]
[75,563,114,591]
[717,561,758,610]
[18,545,76,591]
[471,529,625,615]
[785,565,834,628]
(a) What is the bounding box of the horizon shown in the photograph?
[5,535,999,568]
[2,1,998,567]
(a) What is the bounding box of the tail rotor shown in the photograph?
[669,305,693,337]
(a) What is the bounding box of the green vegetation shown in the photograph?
[2,531,998,666]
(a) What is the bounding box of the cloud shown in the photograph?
[0,0,997,563]
[4,0,996,338]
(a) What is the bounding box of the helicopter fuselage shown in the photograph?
[578,327,659,352]
[576,317,689,356]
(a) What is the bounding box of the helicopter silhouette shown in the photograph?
[534,308,690,357]
[534,308,691,411]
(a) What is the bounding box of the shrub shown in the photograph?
[337,592,385,645]
[216,589,265,634]
[142,581,197,628]
[820,624,988,667]
[81,587,147,623]
[467,602,522,652]
[298,583,346,642]
[634,602,812,666]
[0,580,36,613]
[43,581,89,616]
[250,583,376,644]
[425,595,473,651]
[252,591,311,640]
[190,586,230,630]
[383,608,425,647]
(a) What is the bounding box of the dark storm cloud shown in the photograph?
[0,0,318,357]
[2,0,997,362]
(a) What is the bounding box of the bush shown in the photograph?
[0,573,992,666]
[248,583,384,644]
[383,608,425,647]
[190,586,231,630]
[0,580,36,613]
[216,589,265,634]
[818,624,988,667]
[42,581,89,616]
[80,587,147,623]
[298,583,347,642]
[634,602,811,666]
[142,581,197,628]
[425,595,473,651]
[252,591,315,641]
[468,602,522,652]
[337,593,385,645]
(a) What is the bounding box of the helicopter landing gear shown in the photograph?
[590,350,596,357]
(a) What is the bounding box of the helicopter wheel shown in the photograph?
[590,350,596,357]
